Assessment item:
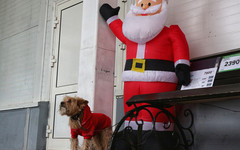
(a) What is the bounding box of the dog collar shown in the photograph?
[71,113,89,131]
[71,113,81,120]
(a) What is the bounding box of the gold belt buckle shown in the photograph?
[131,58,145,73]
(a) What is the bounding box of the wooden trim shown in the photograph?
[127,83,240,106]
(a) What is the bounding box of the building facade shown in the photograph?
[0,0,240,149]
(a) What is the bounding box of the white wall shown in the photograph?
[167,0,240,59]
[0,0,44,109]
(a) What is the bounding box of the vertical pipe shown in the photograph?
[23,108,30,150]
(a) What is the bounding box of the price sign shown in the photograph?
[181,68,217,90]
[218,53,240,72]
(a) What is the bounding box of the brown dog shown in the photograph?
[59,96,112,150]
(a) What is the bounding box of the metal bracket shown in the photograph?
[120,43,126,51]
[46,125,52,138]
[50,55,57,68]
[53,17,59,29]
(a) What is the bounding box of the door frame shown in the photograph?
[46,0,83,149]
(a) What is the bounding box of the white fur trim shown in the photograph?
[136,44,146,59]
[122,70,178,83]
[125,121,174,131]
[174,59,190,67]
[107,15,119,25]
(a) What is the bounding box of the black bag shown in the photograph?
[111,126,179,150]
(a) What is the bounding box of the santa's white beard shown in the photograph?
[122,2,168,44]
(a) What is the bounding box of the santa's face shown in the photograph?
[136,0,163,16]
[122,0,168,44]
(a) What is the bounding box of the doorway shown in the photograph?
[46,0,83,149]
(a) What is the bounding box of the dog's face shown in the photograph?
[59,96,88,116]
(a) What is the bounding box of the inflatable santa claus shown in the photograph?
[100,0,190,148]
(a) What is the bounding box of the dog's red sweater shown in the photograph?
[71,105,111,139]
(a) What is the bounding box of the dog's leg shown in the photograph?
[71,138,79,150]
[92,135,104,150]
[92,127,112,150]
[102,127,113,150]
[92,134,104,150]
[81,139,91,150]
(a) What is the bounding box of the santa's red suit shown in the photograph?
[106,15,190,131]
[71,105,111,139]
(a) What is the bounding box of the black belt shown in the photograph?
[124,59,175,72]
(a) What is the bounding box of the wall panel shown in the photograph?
[0,0,41,108]
[167,0,240,59]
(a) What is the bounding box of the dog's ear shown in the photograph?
[77,98,88,110]
[83,99,88,105]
